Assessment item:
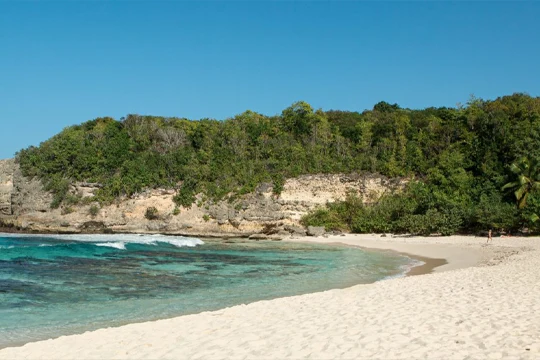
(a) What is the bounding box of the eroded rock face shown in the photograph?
[280,173,404,207]
[0,160,14,216]
[8,159,52,216]
[0,160,405,238]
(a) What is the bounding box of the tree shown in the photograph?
[373,101,400,113]
[14,92,540,235]
[281,101,315,137]
[502,157,540,209]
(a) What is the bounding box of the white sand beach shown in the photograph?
[1,234,539,359]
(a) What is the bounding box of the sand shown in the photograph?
[1,234,539,359]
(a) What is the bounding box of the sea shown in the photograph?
[0,233,420,349]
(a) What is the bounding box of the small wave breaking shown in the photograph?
[95,242,127,250]
[1,233,204,248]
[380,257,425,281]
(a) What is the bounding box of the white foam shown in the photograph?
[0,232,204,248]
[400,258,425,275]
[385,257,425,280]
[377,256,425,282]
[95,242,126,250]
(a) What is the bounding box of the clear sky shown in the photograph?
[1,1,539,159]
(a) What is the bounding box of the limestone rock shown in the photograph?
[248,233,270,240]
[284,225,307,236]
[146,222,167,231]
[307,226,325,237]
[0,159,15,216]
[228,218,241,228]
[0,159,404,237]
[248,233,284,241]
[255,182,273,194]
[79,221,107,232]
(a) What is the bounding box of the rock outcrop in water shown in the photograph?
[0,158,405,238]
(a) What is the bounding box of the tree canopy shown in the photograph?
[16,93,540,234]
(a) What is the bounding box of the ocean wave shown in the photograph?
[0,232,204,248]
[399,258,425,275]
[381,257,425,281]
[95,242,126,250]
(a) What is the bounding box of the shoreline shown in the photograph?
[1,234,538,359]
[288,233,487,274]
[0,232,440,349]
[403,253,447,276]
[287,237,449,277]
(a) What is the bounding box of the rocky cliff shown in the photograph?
[0,159,405,238]
[0,160,14,216]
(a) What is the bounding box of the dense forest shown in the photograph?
[16,93,540,235]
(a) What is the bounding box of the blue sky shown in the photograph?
[1,1,539,159]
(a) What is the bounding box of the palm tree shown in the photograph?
[502,157,540,210]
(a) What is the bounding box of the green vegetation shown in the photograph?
[144,207,159,220]
[502,157,540,224]
[502,157,540,209]
[61,207,74,215]
[89,204,100,217]
[15,93,540,234]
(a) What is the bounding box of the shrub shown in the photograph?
[45,176,71,209]
[89,204,100,217]
[435,208,464,236]
[145,206,159,220]
[202,214,210,222]
[64,194,81,206]
[172,207,180,216]
[301,208,346,231]
[397,214,430,235]
[61,207,74,215]
[474,192,519,232]
[173,179,197,208]
[272,174,285,195]
[396,209,461,236]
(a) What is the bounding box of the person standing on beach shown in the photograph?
[487,229,492,243]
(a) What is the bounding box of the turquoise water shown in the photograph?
[0,233,415,348]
